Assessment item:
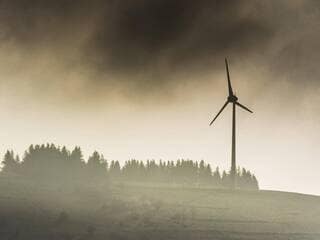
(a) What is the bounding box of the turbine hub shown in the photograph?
[228,95,238,102]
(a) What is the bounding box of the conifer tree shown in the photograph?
[2,150,19,175]
[109,160,121,180]
[205,164,212,184]
[213,167,221,185]
[87,151,108,182]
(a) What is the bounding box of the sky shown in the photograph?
[0,0,320,195]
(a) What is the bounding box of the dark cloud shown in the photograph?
[0,1,273,78]
[83,0,274,77]
[0,0,319,99]
[89,1,271,71]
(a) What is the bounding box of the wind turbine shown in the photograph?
[209,58,253,189]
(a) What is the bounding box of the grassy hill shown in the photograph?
[0,181,319,239]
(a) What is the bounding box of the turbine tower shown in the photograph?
[209,58,253,189]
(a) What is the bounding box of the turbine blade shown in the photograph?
[209,101,229,126]
[236,102,253,113]
[225,58,234,96]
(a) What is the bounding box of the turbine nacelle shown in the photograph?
[228,95,238,103]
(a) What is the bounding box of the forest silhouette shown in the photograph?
[1,144,258,190]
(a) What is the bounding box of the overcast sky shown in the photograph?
[0,0,320,195]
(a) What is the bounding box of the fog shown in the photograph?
[0,0,320,195]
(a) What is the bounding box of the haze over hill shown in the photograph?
[0,0,320,196]
[0,179,319,239]
[4,144,319,239]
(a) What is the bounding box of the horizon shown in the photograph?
[2,137,319,197]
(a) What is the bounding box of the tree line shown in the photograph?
[1,144,259,190]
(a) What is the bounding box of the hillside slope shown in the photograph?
[0,182,319,239]
[113,185,320,237]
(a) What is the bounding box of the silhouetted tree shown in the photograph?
[2,150,19,176]
[87,151,108,182]
[212,167,221,186]
[251,174,259,190]
[109,160,121,180]
[69,146,85,181]
[221,170,230,188]
[204,164,212,184]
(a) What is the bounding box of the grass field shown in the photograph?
[0,181,319,239]
[111,184,320,238]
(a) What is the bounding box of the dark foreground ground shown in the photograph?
[0,181,319,240]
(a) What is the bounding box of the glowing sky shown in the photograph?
[0,0,320,195]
